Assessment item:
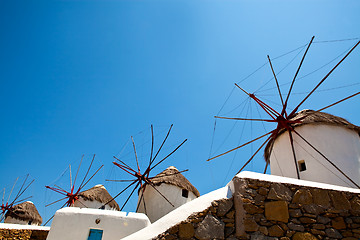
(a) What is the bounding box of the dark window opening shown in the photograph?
[100,205,105,210]
[298,160,306,172]
[182,189,189,198]
[88,229,103,240]
[28,220,32,225]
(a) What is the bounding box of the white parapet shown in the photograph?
[46,207,150,240]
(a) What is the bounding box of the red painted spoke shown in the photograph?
[236,135,272,174]
[7,177,19,204]
[267,55,285,107]
[131,136,141,173]
[150,139,188,171]
[290,40,360,116]
[79,164,104,190]
[150,124,173,167]
[101,180,137,209]
[79,154,96,190]
[215,116,276,122]
[45,197,68,207]
[263,161,269,174]
[113,162,137,176]
[148,182,174,207]
[136,187,147,214]
[149,125,154,168]
[283,36,315,116]
[316,91,360,113]
[288,130,300,179]
[73,155,84,192]
[113,156,135,172]
[207,130,274,162]
[105,179,135,182]
[120,181,140,211]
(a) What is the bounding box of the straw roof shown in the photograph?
[78,184,120,210]
[146,166,200,197]
[264,109,360,162]
[5,201,42,225]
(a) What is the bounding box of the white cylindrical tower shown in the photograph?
[266,110,360,188]
[74,184,119,211]
[137,166,200,223]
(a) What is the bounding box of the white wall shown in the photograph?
[137,183,197,223]
[46,207,150,240]
[270,124,360,188]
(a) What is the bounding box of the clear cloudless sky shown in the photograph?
[1,0,360,225]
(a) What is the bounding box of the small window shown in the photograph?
[87,229,103,240]
[182,189,189,198]
[298,160,306,172]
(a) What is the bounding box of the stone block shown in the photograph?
[265,201,289,223]
[292,232,318,240]
[332,216,346,230]
[216,198,233,217]
[325,228,342,239]
[194,214,224,240]
[267,183,293,201]
[292,189,313,204]
[329,191,351,211]
[311,188,331,207]
[178,222,194,238]
[268,225,284,237]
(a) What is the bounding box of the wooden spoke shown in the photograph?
[288,130,300,179]
[292,129,360,188]
[131,136,140,173]
[208,131,274,162]
[215,116,276,122]
[73,155,84,191]
[148,182,174,207]
[290,40,360,116]
[236,135,272,174]
[101,180,137,208]
[150,124,173,166]
[150,139,188,171]
[267,55,285,107]
[283,36,315,115]
[120,182,140,211]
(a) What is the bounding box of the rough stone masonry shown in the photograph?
[154,176,360,240]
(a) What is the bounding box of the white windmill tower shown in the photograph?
[208,37,360,189]
[265,109,360,188]
[136,166,200,223]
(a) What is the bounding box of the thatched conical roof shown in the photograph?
[78,184,120,210]
[5,201,42,225]
[264,109,360,162]
[147,166,200,197]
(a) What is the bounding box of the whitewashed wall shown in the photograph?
[270,124,360,188]
[137,183,197,223]
[46,207,150,240]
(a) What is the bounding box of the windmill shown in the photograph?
[104,124,188,220]
[1,174,34,223]
[208,36,360,188]
[44,154,104,224]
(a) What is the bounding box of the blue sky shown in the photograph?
[1,0,360,224]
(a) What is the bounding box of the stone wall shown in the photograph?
[154,176,360,239]
[0,228,48,240]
